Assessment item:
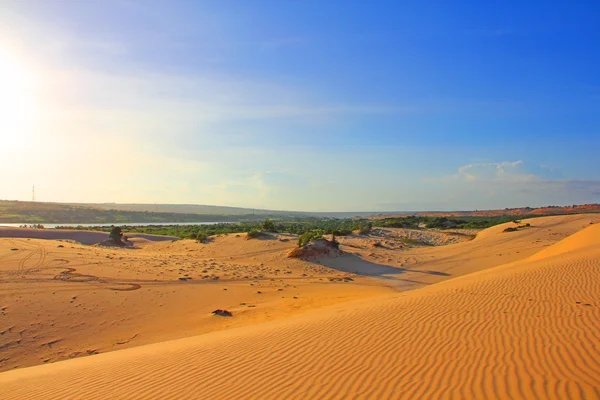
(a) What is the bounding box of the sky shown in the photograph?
[0,0,599,212]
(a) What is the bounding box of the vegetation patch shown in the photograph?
[109,226,123,243]
[298,231,324,247]
[376,215,533,230]
[59,218,368,239]
[357,222,373,235]
[262,219,276,232]
[288,238,341,259]
[397,237,432,246]
[246,229,263,239]
[195,232,209,243]
[503,222,531,233]
[55,216,537,241]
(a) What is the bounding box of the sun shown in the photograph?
[0,49,37,149]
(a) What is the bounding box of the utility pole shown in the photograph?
[32,185,35,202]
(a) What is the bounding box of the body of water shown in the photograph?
[0,222,229,229]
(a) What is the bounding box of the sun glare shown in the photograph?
[0,49,37,149]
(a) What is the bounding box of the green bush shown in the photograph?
[262,219,276,232]
[332,229,352,236]
[196,232,209,243]
[503,227,519,232]
[298,231,323,247]
[358,222,372,235]
[246,229,262,239]
[109,226,123,243]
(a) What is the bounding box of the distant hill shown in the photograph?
[0,200,382,224]
[70,203,381,219]
[0,200,285,224]
[370,204,600,219]
[1,200,598,224]
[73,203,309,217]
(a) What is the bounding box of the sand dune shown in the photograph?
[0,216,598,399]
[529,221,598,261]
[334,214,600,289]
[0,232,392,371]
[0,227,179,245]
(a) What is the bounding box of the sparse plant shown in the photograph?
[397,237,431,246]
[196,232,209,243]
[358,222,372,235]
[246,229,262,239]
[330,232,341,249]
[109,226,123,243]
[298,231,323,247]
[505,222,531,233]
[262,219,276,232]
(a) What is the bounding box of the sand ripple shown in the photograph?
[1,224,599,399]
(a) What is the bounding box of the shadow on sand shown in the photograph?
[314,253,450,290]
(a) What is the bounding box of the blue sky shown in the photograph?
[0,0,598,211]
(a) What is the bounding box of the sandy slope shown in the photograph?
[0,217,600,399]
[0,215,598,374]
[332,214,600,290]
[0,219,598,399]
[0,232,393,371]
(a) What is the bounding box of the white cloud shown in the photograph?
[421,161,600,210]
[427,160,537,183]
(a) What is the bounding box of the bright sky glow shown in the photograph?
[0,48,38,150]
[0,1,599,211]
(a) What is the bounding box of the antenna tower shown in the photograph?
[32,185,35,202]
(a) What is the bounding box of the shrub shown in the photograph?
[246,229,262,239]
[298,231,323,247]
[196,232,209,243]
[262,219,276,232]
[397,237,431,246]
[357,222,372,235]
[504,223,530,233]
[187,232,199,240]
[109,226,123,243]
[332,229,352,236]
[331,233,339,248]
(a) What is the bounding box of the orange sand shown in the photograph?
[0,215,599,399]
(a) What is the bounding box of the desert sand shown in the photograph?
[0,214,599,399]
